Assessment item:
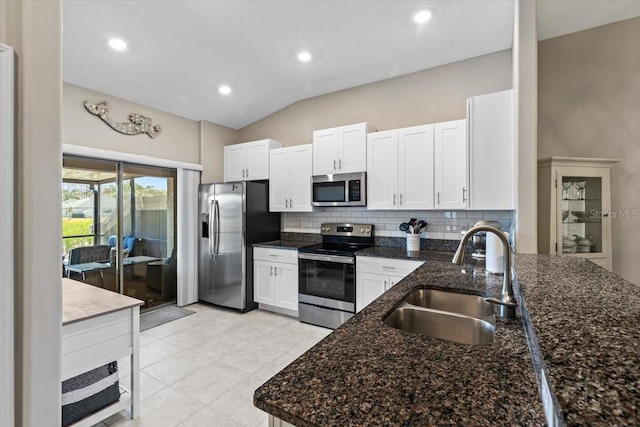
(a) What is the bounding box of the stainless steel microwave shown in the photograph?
[311,172,366,207]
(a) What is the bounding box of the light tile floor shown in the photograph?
[93,303,331,427]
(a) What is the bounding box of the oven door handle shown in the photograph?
[298,253,354,264]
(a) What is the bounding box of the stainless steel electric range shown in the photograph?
[297,223,374,329]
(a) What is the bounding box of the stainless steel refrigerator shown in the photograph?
[198,181,280,311]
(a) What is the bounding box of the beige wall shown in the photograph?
[538,17,640,285]
[64,82,201,164]
[238,50,512,144]
[2,0,64,424]
[200,120,238,183]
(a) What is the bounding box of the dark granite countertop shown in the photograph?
[253,240,314,250]
[514,254,640,426]
[255,255,545,426]
[356,246,434,261]
[254,252,640,426]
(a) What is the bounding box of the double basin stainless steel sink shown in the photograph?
[383,289,496,345]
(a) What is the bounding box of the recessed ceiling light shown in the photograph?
[413,10,432,24]
[218,85,231,95]
[297,51,312,62]
[108,38,127,50]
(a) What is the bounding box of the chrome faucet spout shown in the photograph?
[453,224,517,319]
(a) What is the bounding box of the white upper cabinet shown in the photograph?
[269,149,289,212]
[398,125,434,210]
[246,140,272,180]
[312,128,338,175]
[269,144,313,212]
[224,144,246,182]
[367,125,434,210]
[288,145,313,211]
[467,90,515,209]
[367,130,398,210]
[313,122,373,175]
[224,139,283,182]
[434,119,468,210]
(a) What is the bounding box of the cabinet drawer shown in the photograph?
[356,256,423,278]
[253,247,298,264]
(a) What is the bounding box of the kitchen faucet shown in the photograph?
[453,223,518,319]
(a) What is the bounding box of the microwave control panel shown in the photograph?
[348,180,361,202]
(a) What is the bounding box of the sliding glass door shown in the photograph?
[121,164,177,308]
[62,156,177,309]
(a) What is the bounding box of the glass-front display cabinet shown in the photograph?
[538,157,619,271]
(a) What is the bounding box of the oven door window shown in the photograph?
[298,258,355,303]
[313,181,346,203]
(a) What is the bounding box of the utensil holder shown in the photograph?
[406,234,420,251]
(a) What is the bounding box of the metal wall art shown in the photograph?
[84,100,162,138]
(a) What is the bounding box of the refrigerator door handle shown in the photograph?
[214,200,220,256]
[209,200,216,258]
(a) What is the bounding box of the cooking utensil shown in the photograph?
[409,225,415,234]
[399,223,409,232]
[416,220,427,233]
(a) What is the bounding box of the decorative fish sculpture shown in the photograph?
[84,100,161,138]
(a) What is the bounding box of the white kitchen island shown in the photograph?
[62,278,143,427]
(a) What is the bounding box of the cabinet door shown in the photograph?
[274,262,298,312]
[269,148,290,212]
[224,145,246,182]
[338,123,367,173]
[556,167,611,270]
[246,140,270,180]
[366,130,398,210]
[289,145,313,212]
[356,272,387,313]
[399,124,434,210]
[254,260,275,305]
[434,119,468,210]
[313,128,339,175]
[388,275,406,290]
[468,90,514,209]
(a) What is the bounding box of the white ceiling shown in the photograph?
[63,0,640,130]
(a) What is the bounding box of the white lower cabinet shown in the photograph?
[355,256,423,312]
[254,248,299,316]
[269,415,296,427]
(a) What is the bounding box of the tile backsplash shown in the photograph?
[283,208,514,241]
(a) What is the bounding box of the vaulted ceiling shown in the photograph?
[63,0,640,129]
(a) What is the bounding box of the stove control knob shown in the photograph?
[360,228,364,233]
[365,228,370,233]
